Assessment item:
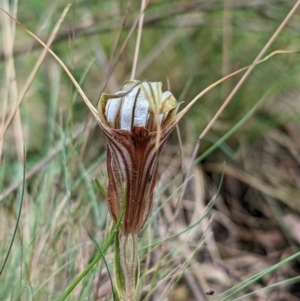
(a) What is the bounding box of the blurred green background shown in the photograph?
[1,0,300,300]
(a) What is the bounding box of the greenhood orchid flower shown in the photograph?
[97,80,181,300]
[98,80,180,235]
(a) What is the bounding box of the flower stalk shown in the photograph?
[115,231,139,301]
[97,80,180,300]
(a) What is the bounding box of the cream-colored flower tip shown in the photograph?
[105,83,150,130]
[98,80,179,131]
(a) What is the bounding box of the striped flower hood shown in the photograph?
[98,80,180,234]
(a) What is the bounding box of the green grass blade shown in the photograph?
[231,275,300,301]
[0,149,26,275]
[213,251,300,301]
[57,184,126,300]
[87,228,116,301]
[195,89,273,164]
[141,164,225,251]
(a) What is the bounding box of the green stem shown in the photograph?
[115,231,140,301]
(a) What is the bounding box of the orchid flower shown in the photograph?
[97,80,181,300]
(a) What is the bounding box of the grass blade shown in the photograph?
[0,148,26,274]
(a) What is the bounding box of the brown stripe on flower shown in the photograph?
[97,80,181,234]
[105,127,159,234]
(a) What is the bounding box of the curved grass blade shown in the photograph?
[195,89,273,165]
[57,184,126,301]
[212,251,300,301]
[1,7,299,136]
[0,148,26,274]
[23,285,33,301]
[87,228,116,301]
[231,275,300,301]
[94,177,107,197]
[0,5,72,140]
[140,164,225,251]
